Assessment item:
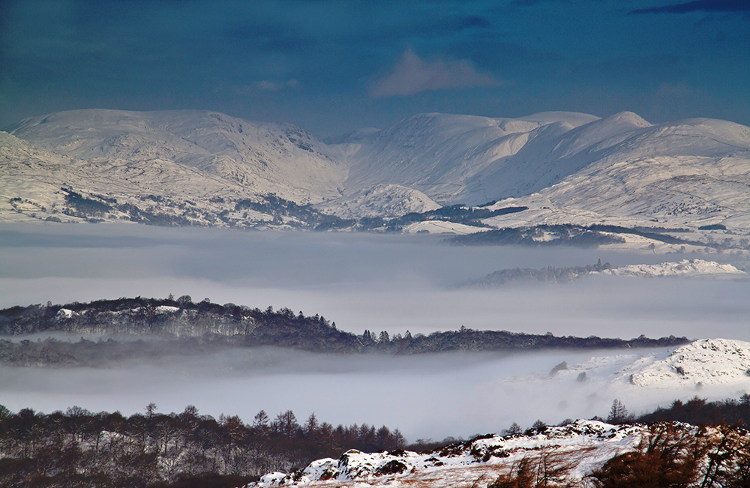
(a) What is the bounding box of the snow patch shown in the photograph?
[155,305,180,314]
[317,184,440,219]
[403,220,490,235]
[56,308,76,319]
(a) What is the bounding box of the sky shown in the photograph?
[1,0,749,137]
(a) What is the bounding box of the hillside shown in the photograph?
[6,404,750,488]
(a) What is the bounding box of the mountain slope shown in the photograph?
[338,112,600,205]
[483,117,750,233]
[9,109,346,204]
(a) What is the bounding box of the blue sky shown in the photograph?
[1,0,749,136]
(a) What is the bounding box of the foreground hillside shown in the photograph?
[6,400,750,488]
[2,109,749,252]
[253,420,750,488]
[249,421,663,487]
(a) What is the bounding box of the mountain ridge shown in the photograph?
[2,109,749,251]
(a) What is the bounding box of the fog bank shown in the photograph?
[2,347,747,441]
[1,224,748,340]
[1,224,750,440]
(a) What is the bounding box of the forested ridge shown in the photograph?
[459,260,615,287]
[0,297,689,366]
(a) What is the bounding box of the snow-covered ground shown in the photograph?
[249,420,716,488]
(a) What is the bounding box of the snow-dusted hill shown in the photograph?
[532,339,750,393]
[628,339,750,388]
[2,109,750,243]
[460,259,746,288]
[601,259,746,279]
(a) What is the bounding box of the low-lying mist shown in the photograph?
[1,346,746,441]
[1,224,748,339]
[1,223,749,440]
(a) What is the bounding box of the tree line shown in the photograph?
[0,403,405,488]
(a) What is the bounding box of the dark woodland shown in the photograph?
[0,297,689,366]
[0,404,404,488]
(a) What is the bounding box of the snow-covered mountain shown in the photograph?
[336,112,597,205]
[2,109,750,244]
[482,116,750,234]
[338,112,750,244]
[8,109,345,202]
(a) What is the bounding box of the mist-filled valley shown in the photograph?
[1,223,748,339]
[3,343,746,442]
[2,224,750,442]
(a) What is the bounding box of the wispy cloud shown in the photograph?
[631,0,750,14]
[370,49,500,98]
[252,79,299,92]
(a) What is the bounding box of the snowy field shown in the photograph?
[1,224,750,440]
